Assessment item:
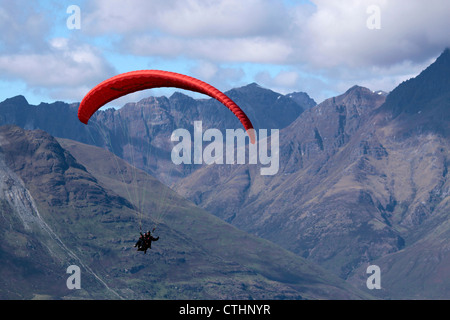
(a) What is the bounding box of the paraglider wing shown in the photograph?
[78,70,255,143]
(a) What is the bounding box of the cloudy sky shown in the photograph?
[0,0,449,107]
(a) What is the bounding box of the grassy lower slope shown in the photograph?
[58,137,373,300]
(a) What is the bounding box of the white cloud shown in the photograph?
[88,0,450,68]
[189,37,292,63]
[191,61,219,81]
[84,0,287,37]
[190,61,245,91]
[299,0,450,68]
[85,0,292,63]
[87,0,450,80]
[0,2,49,53]
[255,70,300,93]
[123,34,293,64]
[0,38,114,100]
[0,1,116,102]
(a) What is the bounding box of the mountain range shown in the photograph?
[0,125,368,299]
[175,49,450,299]
[0,84,315,186]
[0,48,449,299]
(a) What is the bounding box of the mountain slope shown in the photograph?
[0,125,127,299]
[174,49,450,298]
[380,48,450,120]
[58,135,371,300]
[344,49,450,299]
[175,86,393,275]
[0,125,369,299]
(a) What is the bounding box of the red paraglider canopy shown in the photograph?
[78,70,255,144]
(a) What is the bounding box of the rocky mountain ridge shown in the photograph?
[0,84,314,185]
[174,50,450,298]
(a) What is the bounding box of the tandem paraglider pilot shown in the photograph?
[134,230,159,254]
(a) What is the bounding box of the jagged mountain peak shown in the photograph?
[345,85,372,94]
[169,91,196,101]
[225,82,274,97]
[237,82,264,90]
[341,85,386,101]
[381,48,450,117]
[286,92,317,109]
[316,85,386,112]
[1,95,29,106]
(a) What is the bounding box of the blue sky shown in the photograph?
[1,0,449,107]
